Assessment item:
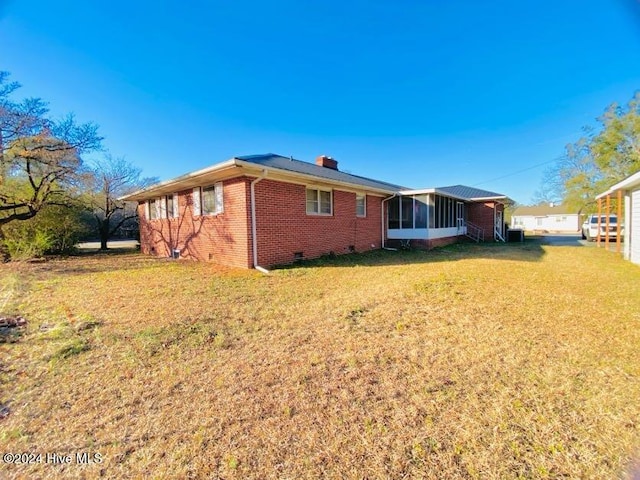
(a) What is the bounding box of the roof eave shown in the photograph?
[120,158,401,201]
[399,188,468,201]
[119,158,241,201]
[398,189,508,202]
[596,171,640,199]
[469,195,509,202]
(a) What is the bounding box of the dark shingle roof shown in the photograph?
[512,204,577,216]
[436,185,506,200]
[236,154,407,192]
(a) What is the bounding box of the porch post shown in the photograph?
[597,198,602,247]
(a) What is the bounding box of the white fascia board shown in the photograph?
[597,170,640,199]
[468,195,509,202]
[398,188,437,195]
[398,188,507,202]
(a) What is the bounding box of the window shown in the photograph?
[194,183,224,216]
[356,194,366,217]
[167,194,180,218]
[149,199,158,220]
[202,185,216,214]
[306,188,332,215]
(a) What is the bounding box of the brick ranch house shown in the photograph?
[121,154,507,269]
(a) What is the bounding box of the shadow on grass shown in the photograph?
[274,237,547,271]
[7,238,547,277]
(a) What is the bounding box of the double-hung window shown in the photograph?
[202,185,216,214]
[306,188,332,215]
[356,193,366,217]
[148,199,158,220]
[193,183,224,216]
[166,195,174,218]
[166,194,179,218]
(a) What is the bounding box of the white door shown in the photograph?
[456,202,464,231]
[631,189,640,265]
[496,210,503,236]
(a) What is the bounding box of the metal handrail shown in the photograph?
[465,221,484,242]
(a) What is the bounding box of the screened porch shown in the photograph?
[387,193,466,240]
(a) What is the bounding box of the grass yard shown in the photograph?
[1,240,640,479]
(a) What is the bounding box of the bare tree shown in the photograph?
[0,72,102,258]
[86,155,156,250]
[531,159,568,206]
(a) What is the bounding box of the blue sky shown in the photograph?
[1,0,639,204]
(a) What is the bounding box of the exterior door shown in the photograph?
[456,202,465,231]
[496,210,504,236]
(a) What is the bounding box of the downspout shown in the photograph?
[250,170,269,274]
[381,193,398,251]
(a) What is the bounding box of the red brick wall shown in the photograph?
[253,179,383,267]
[467,201,504,241]
[138,176,384,268]
[138,177,252,268]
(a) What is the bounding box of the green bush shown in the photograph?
[3,229,53,260]
[2,204,93,259]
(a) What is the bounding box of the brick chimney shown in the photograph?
[315,155,338,170]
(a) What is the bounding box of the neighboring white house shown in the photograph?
[511,204,581,232]
[597,170,640,266]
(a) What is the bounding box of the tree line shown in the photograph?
[0,71,156,260]
[534,92,640,212]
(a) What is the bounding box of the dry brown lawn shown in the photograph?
[1,240,640,479]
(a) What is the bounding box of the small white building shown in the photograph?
[511,204,581,233]
[597,170,640,266]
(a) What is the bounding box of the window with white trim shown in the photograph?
[356,193,366,217]
[194,183,224,216]
[306,188,332,215]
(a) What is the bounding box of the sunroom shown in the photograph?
[386,190,467,241]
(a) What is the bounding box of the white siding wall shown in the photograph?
[511,214,580,232]
[631,188,640,265]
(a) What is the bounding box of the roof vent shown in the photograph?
[316,155,338,170]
